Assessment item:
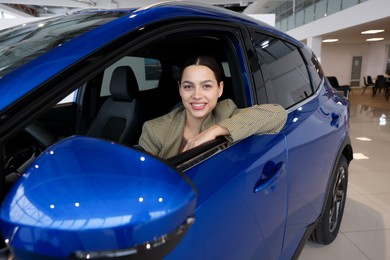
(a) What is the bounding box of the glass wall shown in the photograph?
[275,0,367,32]
[386,45,390,75]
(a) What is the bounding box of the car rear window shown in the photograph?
[0,11,128,78]
[250,31,314,108]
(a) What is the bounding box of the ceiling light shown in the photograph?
[366,37,384,42]
[322,39,339,43]
[361,29,384,34]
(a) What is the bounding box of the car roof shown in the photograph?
[0,1,297,113]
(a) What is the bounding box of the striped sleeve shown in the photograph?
[217,103,287,142]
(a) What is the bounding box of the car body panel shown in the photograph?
[281,80,351,257]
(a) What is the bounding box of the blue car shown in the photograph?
[0,2,352,259]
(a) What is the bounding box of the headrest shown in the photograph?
[109,66,139,101]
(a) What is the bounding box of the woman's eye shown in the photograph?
[182,85,193,90]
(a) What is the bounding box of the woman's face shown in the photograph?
[179,65,223,121]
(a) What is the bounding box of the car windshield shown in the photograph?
[0,11,128,78]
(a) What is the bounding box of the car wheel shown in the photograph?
[310,154,348,245]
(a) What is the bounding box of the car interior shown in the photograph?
[3,30,248,191]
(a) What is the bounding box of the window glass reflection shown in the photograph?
[0,12,126,77]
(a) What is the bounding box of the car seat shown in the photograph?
[87,66,141,144]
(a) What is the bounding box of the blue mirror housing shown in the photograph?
[0,136,197,259]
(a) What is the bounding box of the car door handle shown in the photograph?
[331,112,341,128]
[254,161,286,194]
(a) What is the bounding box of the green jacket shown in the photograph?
[138,99,287,159]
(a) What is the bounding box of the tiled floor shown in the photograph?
[300,95,390,260]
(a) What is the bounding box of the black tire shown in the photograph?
[310,154,348,245]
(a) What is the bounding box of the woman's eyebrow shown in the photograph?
[181,80,194,85]
[181,79,215,85]
[200,79,215,84]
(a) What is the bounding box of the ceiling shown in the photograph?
[0,0,389,45]
[321,16,390,45]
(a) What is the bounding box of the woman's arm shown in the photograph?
[217,103,287,142]
[182,124,229,152]
[183,102,287,151]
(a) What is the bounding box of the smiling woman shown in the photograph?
[138,55,287,158]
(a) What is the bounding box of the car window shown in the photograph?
[100,57,162,97]
[301,45,324,91]
[57,91,77,104]
[1,24,248,181]
[56,56,164,104]
[221,61,231,77]
[73,26,247,163]
[93,27,245,108]
[0,12,128,78]
[250,31,314,108]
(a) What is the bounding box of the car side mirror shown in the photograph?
[0,136,197,259]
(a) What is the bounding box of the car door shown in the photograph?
[167,134,288,260]
[247,29,350,258]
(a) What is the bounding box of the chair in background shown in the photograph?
[386,77,390,101]
[367,75,374,85]
[361,76,374,95]
[327,76,351,98]
[372,75,387,98]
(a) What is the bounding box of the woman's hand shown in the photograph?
[182,125,229,152]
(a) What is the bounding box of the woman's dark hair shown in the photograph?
[180,55,223,83]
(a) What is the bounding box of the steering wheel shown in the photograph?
[5,121,57,185]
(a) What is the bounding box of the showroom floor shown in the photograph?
[300,90,390,260]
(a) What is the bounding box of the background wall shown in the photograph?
[286,0,390,86]
[321,41,389,86]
